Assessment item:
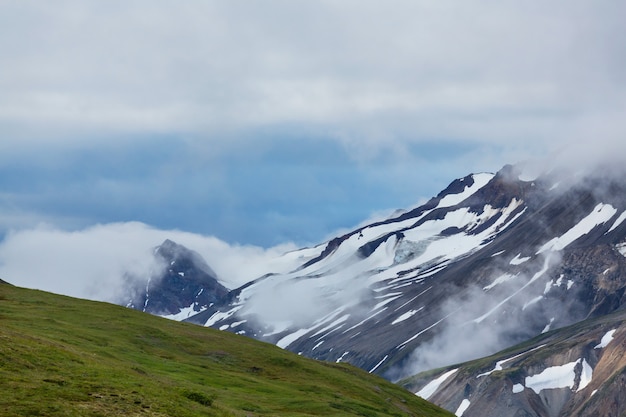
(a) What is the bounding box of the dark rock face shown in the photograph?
[124,239,229,316]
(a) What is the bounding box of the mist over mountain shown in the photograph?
[6,157,626,416]
[115,160,626,410]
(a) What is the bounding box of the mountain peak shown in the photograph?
[123,240,229,317]
[155,239,217,278]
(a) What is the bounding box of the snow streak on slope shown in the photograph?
[473,253,553,324]
[607,211,626,233]
[538,203,617,253]
[523,358,592,394]
[454,399,470,417]
[476,344,546,378]
[416,368,458,400]
[436,173,493,208]
[594,329,616,349]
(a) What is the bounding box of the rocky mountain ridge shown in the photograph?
[122,163,626,415]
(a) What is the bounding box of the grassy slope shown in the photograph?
[0,284,452,417]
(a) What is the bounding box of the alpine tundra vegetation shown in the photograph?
[0,282,452,417]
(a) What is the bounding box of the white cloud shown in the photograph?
[1,0,625,252]
[0,222,298,302]
[0,0,624,158]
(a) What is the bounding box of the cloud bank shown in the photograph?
[0,222,298,302]
[1,1,624,150]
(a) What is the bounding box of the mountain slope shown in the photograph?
[182,164,626,380]
[401,309,626,417]
[0,282,452,417]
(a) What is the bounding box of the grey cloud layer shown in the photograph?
[1,1,624,154]
[1,1,625,251]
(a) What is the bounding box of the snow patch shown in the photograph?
[399,312,454,348]
[162,303,206,321]
[525,360,578,394]
[373,294,403,310]
[204,306,242,327]
[542,318,555,333]
[522,295,543,310]
[474,254,552,324]
[369,355,388,373]
[392,309,421,325]
[416,368,458,400]
[277,328,312,349]
[577,359,593,392]
[512,384,524,393]
[436,173,494,209]
[538,203,618,253]
[455,399,470,416]
[477,345,546,378]
[336,351,350,363]
[484,273,518,291]
[595,329,616,349]
[343,308,386,333]
[607,210,626,234]
[510,254,531,265]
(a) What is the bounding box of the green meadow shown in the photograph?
[0,283,452,417]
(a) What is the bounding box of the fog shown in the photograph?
[0,222,298,302]
[388,251,576,380]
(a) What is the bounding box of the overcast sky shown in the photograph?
[1,1,626,295]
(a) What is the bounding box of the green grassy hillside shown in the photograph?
[0,283,452,417]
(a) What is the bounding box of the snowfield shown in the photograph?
[416,368,458,400]
[595,329,617,349]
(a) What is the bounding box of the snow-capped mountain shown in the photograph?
[171,163,626,384]
[123,239,229,318]
[121,160,626,417]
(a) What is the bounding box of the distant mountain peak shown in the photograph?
[122,239,228,318]
[155,239,218,278]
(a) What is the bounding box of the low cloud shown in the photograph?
[0,222,298,303]
[391,252,573,379]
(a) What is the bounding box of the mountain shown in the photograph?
[178,163,626,383]
[123,239,229,318]
[0,282,452,417]
[401,308,626,417]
